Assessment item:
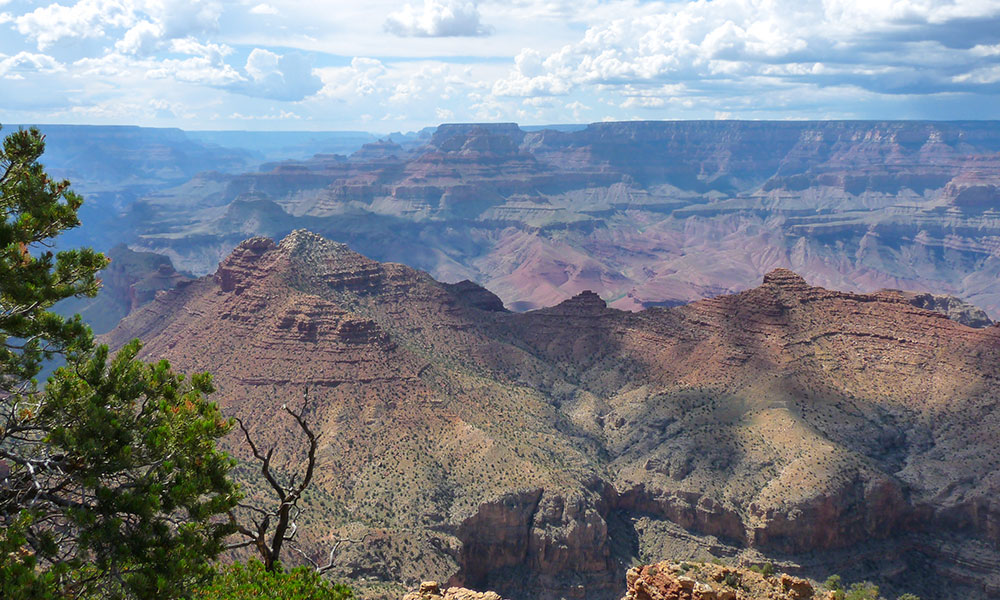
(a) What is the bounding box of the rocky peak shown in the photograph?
[431,123,525,155]
[350,139,404,162]
[444,280,508,312]
[761,269,809,291]
[553,290,609,315]
[277,228,345,255]
[215,236,277,293]
[275,229,389,295]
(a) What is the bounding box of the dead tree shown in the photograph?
[290,531,372,574]
[227,390,320,572]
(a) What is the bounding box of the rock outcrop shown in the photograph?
[621,563,816,600]
[403,581,506,600]
[896,291,994,328]
[55,244,190,334]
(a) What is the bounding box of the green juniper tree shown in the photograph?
[194,559,354,600]
[0,125,240,599]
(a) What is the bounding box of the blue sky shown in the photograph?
[1,0,999,131]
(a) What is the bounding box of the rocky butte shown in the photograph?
[119,120,1000,318]
[106,230,1000,600]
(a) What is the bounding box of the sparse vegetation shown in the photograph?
[194,560,354,600]
[844,581,882,600]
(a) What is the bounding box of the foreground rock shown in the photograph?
[403,581,505,600]
[623,563,815,600]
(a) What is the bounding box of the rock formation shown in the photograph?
[402,581,505,600]
[895,291,994,328]
[621,563,816,600]
[104,231,1000,600]
[56,244,190,333]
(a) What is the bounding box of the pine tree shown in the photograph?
[0,125,239,600]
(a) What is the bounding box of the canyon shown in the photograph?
[105,230,1000,600]
[110,120,1000,318]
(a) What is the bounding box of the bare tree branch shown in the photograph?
[227,388,329,572]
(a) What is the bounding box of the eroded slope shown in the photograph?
[106,231,1000,600]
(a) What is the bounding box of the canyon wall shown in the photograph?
[105,231,1000,600]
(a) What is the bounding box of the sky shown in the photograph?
[1,0,999,132]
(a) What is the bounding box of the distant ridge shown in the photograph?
[109,119,1000,323]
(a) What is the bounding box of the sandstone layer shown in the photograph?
[105,231,1000,600]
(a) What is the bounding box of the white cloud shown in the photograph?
[146,55,243,85]
[229,109,303,120]
[244,47,279,80]
[168,37,231,60]
[115,20,163,54]
[0,51,65,79]
[493,47,573,96]
[233,47,322,100]
[971,43,1000,57]
[2,0,1000,129]
[953,65,1000,85]
[249,3,278,16]
[143,0,222,39]
[385,0,491,37]
[493,0,1000,99]
[14,0,222,51]
[316,57,388,100]
[16,0,135,49]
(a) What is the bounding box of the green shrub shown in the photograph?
[896,594,920,600]
[825,575,843,591]
[844,581,881,600]
[724,572,740,588]
[761,562,775,577]
[194,561,354,600]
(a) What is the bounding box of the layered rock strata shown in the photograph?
[123,121,1000,317]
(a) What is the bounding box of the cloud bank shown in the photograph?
[494,0,1000,100]
[0,0,997,129]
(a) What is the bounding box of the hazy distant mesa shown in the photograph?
[85,119,1000,321]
